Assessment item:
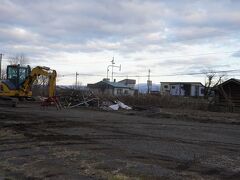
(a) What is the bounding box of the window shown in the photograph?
[164,85,168,89]
[124,90,128,94]
[117,89,123,95]
[19,68,27,84]
[7,66,18,79]
[172,86,175,89]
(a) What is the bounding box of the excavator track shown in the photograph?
[0,96,18,107]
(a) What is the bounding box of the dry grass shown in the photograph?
[118,94,209,111]
[54,88,238,112]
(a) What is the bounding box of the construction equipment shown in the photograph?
[0,64,57,106]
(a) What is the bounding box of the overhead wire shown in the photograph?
[59,68,240,78]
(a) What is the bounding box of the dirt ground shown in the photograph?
[0,103,240,180]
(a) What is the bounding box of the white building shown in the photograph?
[160,82,205,97]
[87,79,135,96]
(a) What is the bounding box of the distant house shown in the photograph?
[160,82,205,97]
[87,79,135,96]
[215,78,240,107]
[118,79,136,89]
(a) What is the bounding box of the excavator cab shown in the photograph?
[6,64,31,89]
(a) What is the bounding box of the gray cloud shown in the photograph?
[1,1,239,46]
[232,50,240,57]
[0,0,239,79]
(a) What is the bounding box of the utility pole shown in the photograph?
[147,69,151,94]
[75,72,79,89]
[137,75,140,96]
[0,54,3,79]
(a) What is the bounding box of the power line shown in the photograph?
[59,73,106,77]
[59,68,240,78]
[147,69,240,77]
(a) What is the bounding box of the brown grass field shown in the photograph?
[0,101,239,179]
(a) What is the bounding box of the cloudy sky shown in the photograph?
[1,0,240,85]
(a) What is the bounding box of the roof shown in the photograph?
[217,78,240,87]
[160,82,204,86]
[118,79,136,84]
[104,81,130,88]
[88,80,131,89]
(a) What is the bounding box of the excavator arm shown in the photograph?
[21,66,57,97]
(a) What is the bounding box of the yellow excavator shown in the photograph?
[0,64,57,106]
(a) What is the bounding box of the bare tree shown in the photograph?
[32,75,49,96]
[204,70,226,99]
[1,68,6,79]
[33,71,60,97]
[0,54,29,79]
[8,54,29,65]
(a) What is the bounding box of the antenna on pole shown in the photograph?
[111,57,115,82]
[106,57,121,82]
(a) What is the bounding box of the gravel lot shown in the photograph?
[0,104,240,179]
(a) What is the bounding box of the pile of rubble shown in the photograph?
[56,89,132,111]
[101,100,132,111]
